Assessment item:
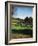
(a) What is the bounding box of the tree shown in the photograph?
[24,17,33,25]
[24,17,28,22]
[28,17,33,25]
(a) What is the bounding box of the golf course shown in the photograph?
[10,17,33,39]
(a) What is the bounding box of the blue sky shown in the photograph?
[12,6,33,19]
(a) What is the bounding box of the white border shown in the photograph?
[8,2,36,43]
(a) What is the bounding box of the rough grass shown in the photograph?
[10,32,32,39]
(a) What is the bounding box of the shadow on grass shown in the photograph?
[11,29,33,37]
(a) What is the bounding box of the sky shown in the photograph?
[12,6,33,19]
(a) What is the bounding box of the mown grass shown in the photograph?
[11,24,32,30]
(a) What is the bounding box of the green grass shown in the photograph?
[11,24,32,30]
[11,25,32,39]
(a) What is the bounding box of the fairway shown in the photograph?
[11,24,32,30]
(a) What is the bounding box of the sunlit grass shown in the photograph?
[11,25,32,30]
